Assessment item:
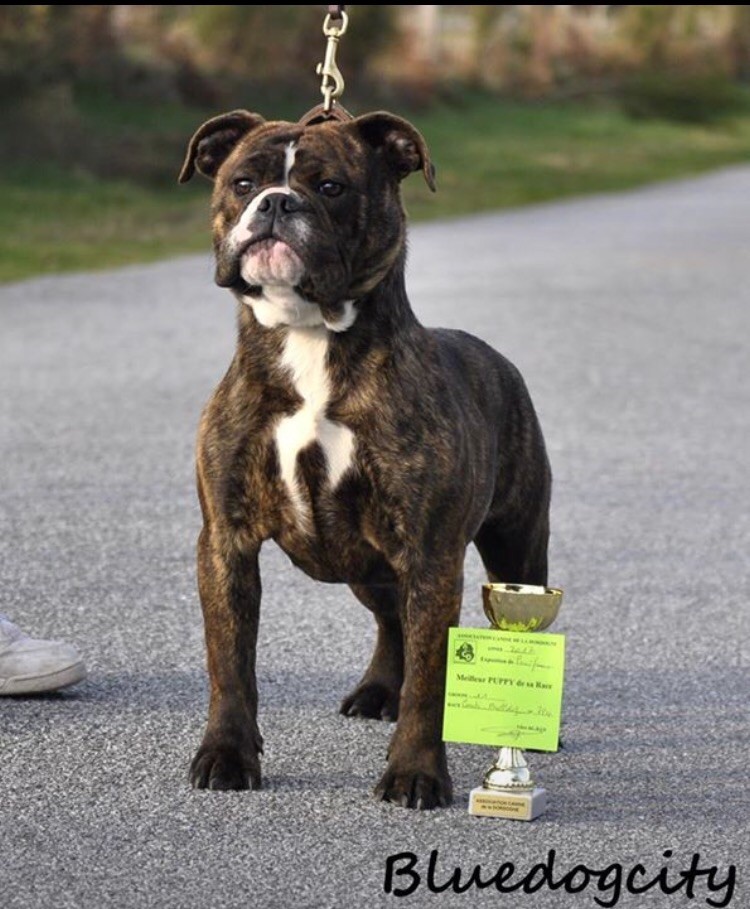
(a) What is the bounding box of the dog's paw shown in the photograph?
[189,745,261,791]
[374,768,453,810]
[340,681,400,721]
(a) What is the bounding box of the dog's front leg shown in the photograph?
[190,526,263,791]
[375,558,463,809]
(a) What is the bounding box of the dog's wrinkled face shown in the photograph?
[180,110,435,329]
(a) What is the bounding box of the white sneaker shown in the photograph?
[0,615,87,695]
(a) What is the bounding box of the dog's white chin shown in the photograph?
[240,285,357,333]
[243,286,324,329]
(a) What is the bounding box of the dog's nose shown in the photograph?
[256,192,301,216]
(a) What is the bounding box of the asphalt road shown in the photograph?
[1,167,748,909]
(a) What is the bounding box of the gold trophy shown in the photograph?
[468,582,563,821]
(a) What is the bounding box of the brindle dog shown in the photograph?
[179,109,551,809]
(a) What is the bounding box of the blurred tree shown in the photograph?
[0,5,58,99]
[729,6,750,79]
[0,5,746,115]
[621,6,681,67]
[62,5,117,74]
[180,5,395,86]
[0,5,121,100]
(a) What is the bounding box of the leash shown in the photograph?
[298,5,353,126]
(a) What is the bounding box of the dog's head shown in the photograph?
[179,110,434,330]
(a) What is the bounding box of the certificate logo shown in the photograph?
[454,641,476,664]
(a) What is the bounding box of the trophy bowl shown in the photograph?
[482,583,563,633]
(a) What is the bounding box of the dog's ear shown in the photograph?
[179,110,266,183]
[352,112,436,192]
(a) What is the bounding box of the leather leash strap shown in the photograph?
[298,102,353,127]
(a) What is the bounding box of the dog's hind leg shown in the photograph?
[473,509,550,587]
[340,584,403,721]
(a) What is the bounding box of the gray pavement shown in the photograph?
[1,166,749,909]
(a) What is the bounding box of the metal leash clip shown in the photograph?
[316,7,349,112]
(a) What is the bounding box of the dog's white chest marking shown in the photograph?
[275,326,355,521]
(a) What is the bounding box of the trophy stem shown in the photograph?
[483,746,534,791]
[470,743,546,819]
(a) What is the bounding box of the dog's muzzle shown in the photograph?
[240,238,305,288]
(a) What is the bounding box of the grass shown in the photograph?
[3,91,750,283]
[401,93,750,219]
[0,167,211,282]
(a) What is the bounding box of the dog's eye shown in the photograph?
[318,180,345,198]
[233,178,255,196]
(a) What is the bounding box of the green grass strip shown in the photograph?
[3,96,750,283]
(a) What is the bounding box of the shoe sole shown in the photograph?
[0,661,87,695]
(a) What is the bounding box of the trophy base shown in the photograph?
[468,786,546,821]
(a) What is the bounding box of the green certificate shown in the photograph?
[442,627,565,752]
